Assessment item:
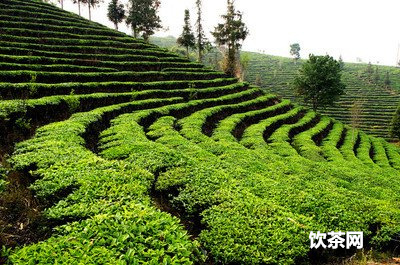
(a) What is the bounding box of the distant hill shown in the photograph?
[151,36,400,140]
[150,35,178,48]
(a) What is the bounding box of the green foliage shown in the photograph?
[239,53,250,80]
[390,103,400,140]
[15,117,31,130]
[65,96,80,112]
[107,0,125,30]
[29,71,37,83]
[0,166,6,193]
[0,70,226,84]
[2,1,400,264]
[211,0,249,76]
[177,9,196,58]
[126,0,162,41]
[292,54,346,111]
[10,204,201,264]
[242,52,400,140]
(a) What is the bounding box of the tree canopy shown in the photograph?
[290,43,301,61]
[177,9,196,58]
[126,0,162,42]
[107,0,125,30]
[292,54,346,112]
[212,0,249,76]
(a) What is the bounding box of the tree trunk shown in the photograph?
[198,35,203,62]
[133,28,137,38]
[198,49,202,63]
[88,4,91,21]
[60,0,63,9]
[115,23,118,30]
[226,47,236,77]
[186,47,189,59]
[78,0,81,16]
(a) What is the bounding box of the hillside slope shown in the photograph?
[0,0,400,264]
[150,37,400,140]
[244,53,400,140]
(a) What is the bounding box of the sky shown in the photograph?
[58,0,400,66]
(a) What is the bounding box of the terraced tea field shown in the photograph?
[244,53,400,140]
[0,0,400,264]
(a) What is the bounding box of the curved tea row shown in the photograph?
[245,53,400,140]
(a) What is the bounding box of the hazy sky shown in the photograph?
[59,0,400,66]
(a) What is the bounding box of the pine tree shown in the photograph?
[177,10,196,58]
[107,0,125,30]
[211,0,249,76]
[195,0,210,63]
[126,0,162,42]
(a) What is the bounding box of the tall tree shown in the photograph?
[177,9,196,58]
[292,54,346,112]
[126,0,162,42]
[374,65,380,83]
[384,71,391,88]
[290,43,301,62]
[107,0,125,30]
[212,0,249,76]
[390,103,400,140]
[72,0,82,16]
[195,0,209,63]
[82,0,103,21]
[365,62,373,82]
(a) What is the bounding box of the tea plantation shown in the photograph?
[0,0,399,264]
[244,53,400,140]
